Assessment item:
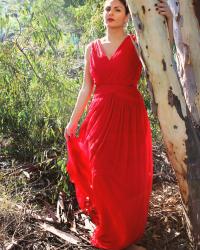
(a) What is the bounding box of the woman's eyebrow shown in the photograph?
[105,5,123,9]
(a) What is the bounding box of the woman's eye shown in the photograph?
[104,7,121,12]
[105,7,111,12]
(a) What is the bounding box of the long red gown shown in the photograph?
[66,34,153,250]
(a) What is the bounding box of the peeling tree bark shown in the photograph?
[127,0,200,248]
[168,0,200,125]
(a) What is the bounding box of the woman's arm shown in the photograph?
[64,43,94,140]
[155,0,174,47]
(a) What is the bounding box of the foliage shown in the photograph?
[0,0,81,160]
[138,77,161,141]
[0,0,160,162]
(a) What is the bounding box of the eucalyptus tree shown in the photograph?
[127,0,200,247]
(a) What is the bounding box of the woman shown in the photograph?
[65,0,173,249]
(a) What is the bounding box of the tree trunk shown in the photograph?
[127,0,200,248]
[168,0,200,125]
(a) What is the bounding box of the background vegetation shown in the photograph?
[0,1,192,249]
[0,0,160,162]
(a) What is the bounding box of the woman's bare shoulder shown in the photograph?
[85,39,98,50]
[98,36,106,43]
[84,39,98,59]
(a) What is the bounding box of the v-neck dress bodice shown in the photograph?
[66,34,153,250]
[98,35,128,61]
[90,34,141,88]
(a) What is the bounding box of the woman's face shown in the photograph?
[103,0,129,29]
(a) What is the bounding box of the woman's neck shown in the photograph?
[105,28,127,42]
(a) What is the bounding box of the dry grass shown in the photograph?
[0,143,194,250]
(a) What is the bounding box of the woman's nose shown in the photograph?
[108,9,114,15]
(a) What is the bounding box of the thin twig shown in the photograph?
[39,222,80,245]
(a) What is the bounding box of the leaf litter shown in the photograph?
[0,142,194,250]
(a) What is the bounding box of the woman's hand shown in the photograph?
[155,0,174,47]
[64,121,78,141]
[64,44,94,143]
[155,0,173,21]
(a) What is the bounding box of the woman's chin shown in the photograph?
[105,24,123,29]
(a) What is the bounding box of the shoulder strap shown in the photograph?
[129,34,139,56]
[129,34,145,70]
[129,34,136,46]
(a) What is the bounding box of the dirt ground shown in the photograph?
[0,142,194,250]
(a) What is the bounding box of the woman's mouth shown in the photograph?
[107,18,115,22]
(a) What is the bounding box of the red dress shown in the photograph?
[66,34,153,250]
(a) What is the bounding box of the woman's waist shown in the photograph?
[94,83,139,95]
[93,83,142,103]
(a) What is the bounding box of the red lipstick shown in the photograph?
[107,18,114,22]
